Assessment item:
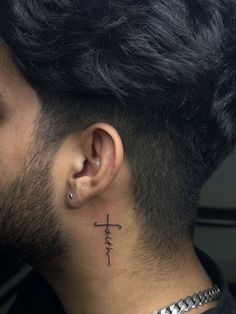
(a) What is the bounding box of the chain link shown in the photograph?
[152,285,220,314]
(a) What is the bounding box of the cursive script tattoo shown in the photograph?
[94,213,122,266]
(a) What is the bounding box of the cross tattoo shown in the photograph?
[94,213,122,266]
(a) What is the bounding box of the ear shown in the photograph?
[66,123,124,209]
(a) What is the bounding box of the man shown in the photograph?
[0,0,235,313]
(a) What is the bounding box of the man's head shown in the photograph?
[0,0,235,268]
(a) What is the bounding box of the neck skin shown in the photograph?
[39,203,218,314]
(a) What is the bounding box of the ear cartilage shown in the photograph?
[95,157,100,166]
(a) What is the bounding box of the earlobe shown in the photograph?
[66,176,93,209]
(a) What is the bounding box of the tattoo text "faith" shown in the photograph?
[94,213,122,265]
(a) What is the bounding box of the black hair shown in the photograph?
[0,0,236,258]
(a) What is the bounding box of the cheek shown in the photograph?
[0,115,35,184]
[51,149,71,215]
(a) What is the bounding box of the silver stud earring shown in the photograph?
[68,193,73,200]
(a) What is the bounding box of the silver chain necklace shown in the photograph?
[152,285,220,314]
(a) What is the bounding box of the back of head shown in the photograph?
[0,0,236,257]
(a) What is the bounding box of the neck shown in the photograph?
[40,229,218,314]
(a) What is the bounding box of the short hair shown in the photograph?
[0,0,236,258]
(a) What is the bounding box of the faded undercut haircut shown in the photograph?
[0,0,236,258]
